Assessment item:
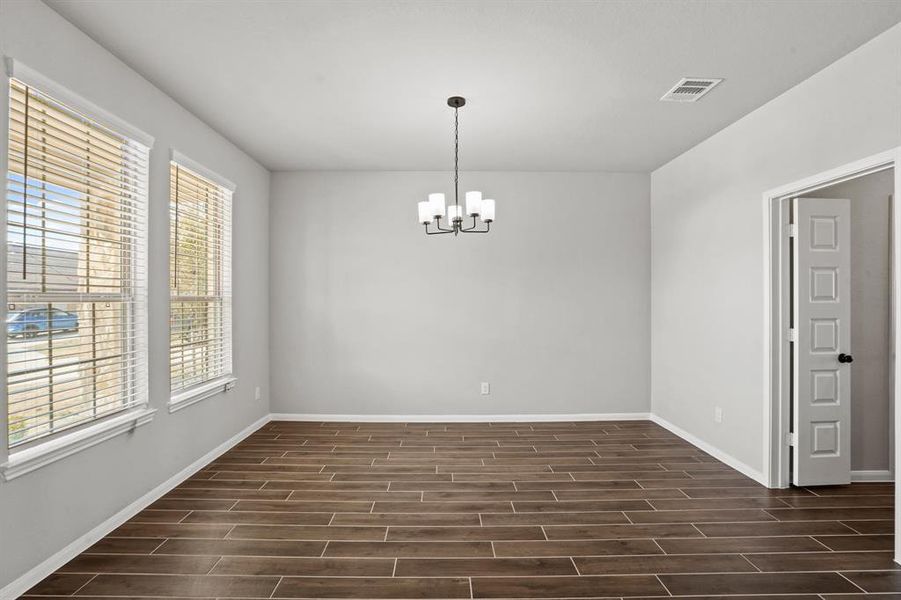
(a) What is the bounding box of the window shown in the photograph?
[6,78,149,448]
[169,159,232,405]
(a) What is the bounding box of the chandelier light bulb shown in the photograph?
[480,199,495,223]
[418,201,433,224]
[429,193,445,218]
[465,191,482,216]
[447,204,463,222]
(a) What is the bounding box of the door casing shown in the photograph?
[764,150,901,560]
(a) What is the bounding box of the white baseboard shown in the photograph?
[851,469,894,482]
[269,412,651,423]
[648,414,767,486]
[0,414,271,600]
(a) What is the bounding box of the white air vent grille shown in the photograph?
[661,77,723,102]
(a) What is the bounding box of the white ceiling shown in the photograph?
[46,0,901,172]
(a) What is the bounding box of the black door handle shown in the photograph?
[838,353,854,364]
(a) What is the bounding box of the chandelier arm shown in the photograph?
[459,216,479,232]
[424,223,454,235]
[459,219,491,234]
[435,217,455,232]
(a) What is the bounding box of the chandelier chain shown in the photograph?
[454,106,459,209]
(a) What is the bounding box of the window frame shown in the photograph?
[0,59,154,480]
[167,150,235,413]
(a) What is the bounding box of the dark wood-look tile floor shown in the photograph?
[22,420,897,599]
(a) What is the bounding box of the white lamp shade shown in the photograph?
[418,201,433,224]
[447,204,463,221]
[480,199,495,222]
[465,190,482,216]
[429,193,445,218]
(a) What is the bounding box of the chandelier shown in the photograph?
[417,96,495,236]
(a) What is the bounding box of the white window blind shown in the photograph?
[6,78,149,447]
[169,161,232,397]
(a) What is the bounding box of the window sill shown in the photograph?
[0,407,156,481]
[169,376,237,414]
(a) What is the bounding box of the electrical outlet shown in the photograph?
[480,382,490,395]
[714,406,723,423]
[254,386,261,401]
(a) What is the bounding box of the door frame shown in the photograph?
[764,148,901,494]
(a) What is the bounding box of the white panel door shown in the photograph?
[793,197,852,486]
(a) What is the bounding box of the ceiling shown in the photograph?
[46,0,901,172]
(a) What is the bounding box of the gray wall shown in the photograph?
[650,23,901,475]
[0,1,270,589]
[270,171,650,417]
[814,170,894,472]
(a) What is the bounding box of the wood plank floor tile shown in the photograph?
[745,551,899,572]
[324,541,494,557]
[59,554,219,574]
[331,512,482,526]
[162,488,292,500]
[659,572,860,595]
[815,534,895,551]
[148,498,240,510]
[681,487,818,498]
[373,501,514,513]
[25,573,94,596]
[647,497,791,510]
[129,509,192,523]
[779,495,894,508]
[493,539,663,557]
[183,510,334,525]
[86,538,166,554]
[810,484,894,495]
[273,576,471,598]
[285,490,422,501]
[24,420,897,600]
[696,520,857,536]
[656,535,830,554]
[394,557,578,576]
[76,574,279,597]
[387,525,546,541]
[845,520,896,534]
[471,574,667,598]
[480,511,630,525]
[211,556,395,576]
[153,538,327,556]
[843,572,901,592]
[626,508,777,523]
[574,553,757,574]
[765,507,893,521]
[544,523,702,539]
[513,499,653,512]
[228,524,386,540]
[109,523,234,538]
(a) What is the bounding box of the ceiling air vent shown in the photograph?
[660,77,723,102]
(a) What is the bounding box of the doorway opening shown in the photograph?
[766,149,901,490]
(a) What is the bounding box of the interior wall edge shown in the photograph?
[649,413,768,486]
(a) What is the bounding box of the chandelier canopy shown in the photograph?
[417,96,494,236]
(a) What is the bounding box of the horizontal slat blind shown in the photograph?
[169,162,232,394]
[6,78,149,447]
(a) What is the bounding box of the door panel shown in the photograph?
[793,197,852,486]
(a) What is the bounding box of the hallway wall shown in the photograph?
[814,169,894,474]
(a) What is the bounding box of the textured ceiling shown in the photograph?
[46,0,901,171]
